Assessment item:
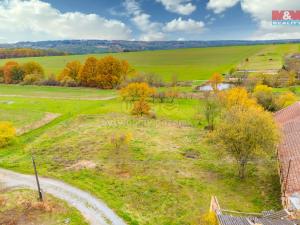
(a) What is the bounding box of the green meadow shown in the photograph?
[0,85,281,225]
[0,45,266,81]
[2,43,299,224]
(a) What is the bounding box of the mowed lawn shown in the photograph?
[0,85,281,225]
[0,45,265,81]
[0,84,116,100]
[238,43,299,70]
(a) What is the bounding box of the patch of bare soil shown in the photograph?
[16,113,60,136]
[67,160,97,171]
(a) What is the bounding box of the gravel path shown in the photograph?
[0,168,126,225]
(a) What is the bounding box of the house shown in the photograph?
[210,196,298,225]
[275,102,300,211]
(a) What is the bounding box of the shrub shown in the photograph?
[60,76,77,87]
[0,122,16,148]
[131,98,151,116]
[253,85,275,111]
[22,74,44,85]
[275,92,297,110]
[38,74,60,86]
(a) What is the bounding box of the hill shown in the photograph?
[0,45,266,81]
[1,39,300,54]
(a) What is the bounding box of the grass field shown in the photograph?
[0,45,267,81]
[0,188,87,225]
[0,85,281,225]
[239,43,299,70]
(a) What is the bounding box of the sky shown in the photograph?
[0,0,299,43]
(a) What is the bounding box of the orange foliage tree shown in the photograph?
[3,61,19,84]
[57,60,82,84]
[209,73,223,92]
[77,56,132,89]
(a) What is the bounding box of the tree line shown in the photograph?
[0,48,66,59]
[0,56,133,88]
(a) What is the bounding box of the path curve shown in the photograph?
[0,168,126,225]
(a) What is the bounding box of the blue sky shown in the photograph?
[0,0,299,42]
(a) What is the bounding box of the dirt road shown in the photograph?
[0,168,126,225]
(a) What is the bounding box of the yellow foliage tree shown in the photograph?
[131,98,151,116]
[22,61,44,76]
[78,57,98,87]
[97,56,131,89]
[220,87,258,109]
[120,82,156,101]
[209,73,223,92]
[0,122,16,148]
[57,60,82,83]
[253,85,275,110]
[276,92,297,110]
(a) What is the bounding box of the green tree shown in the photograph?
[210,106,279,179]
[203,95,220,130]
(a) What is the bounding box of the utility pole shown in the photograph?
[31,155,43,202]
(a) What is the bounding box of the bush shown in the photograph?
[38,74,60,86]
[0,122,16,148]
[131,98,151,116]
[199,212,218,225]
[275,92,297,110]
[253,85,276,111]
[60,76,78,87]
[22,74,44,85]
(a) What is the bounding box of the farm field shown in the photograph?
[0,85,281,225]
[0,188,87,225]
[0,45,266,81]
[238,43,299,70]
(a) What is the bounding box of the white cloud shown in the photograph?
[164,18,204,33]
[241,0,300,39]
[0,0,131,42]
[207,0,300,39]
[156,0,196,15]
[124,0,165,41]
[207,0,239,14]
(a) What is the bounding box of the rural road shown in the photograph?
[0,168,126,225]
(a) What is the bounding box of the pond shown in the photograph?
[197,83,233,91]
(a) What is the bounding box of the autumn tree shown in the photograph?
[97,56,131,89]
[3,61,19,84]
[120,82,156,101]
[211,106,279,179]
[22,61,44,76]
[0,122,16,148]
[253,85,275,111]
[220,87,258,109]
[58,60,82,85]
[275,92,297,110]
[131,98,151,116]
[78,57,98,87]
[209,73,223,92]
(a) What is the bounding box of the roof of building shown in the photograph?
[274,102,300,195]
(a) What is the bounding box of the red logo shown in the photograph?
[272,10,300,20]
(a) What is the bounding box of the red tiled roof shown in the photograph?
[274,102,300,195]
